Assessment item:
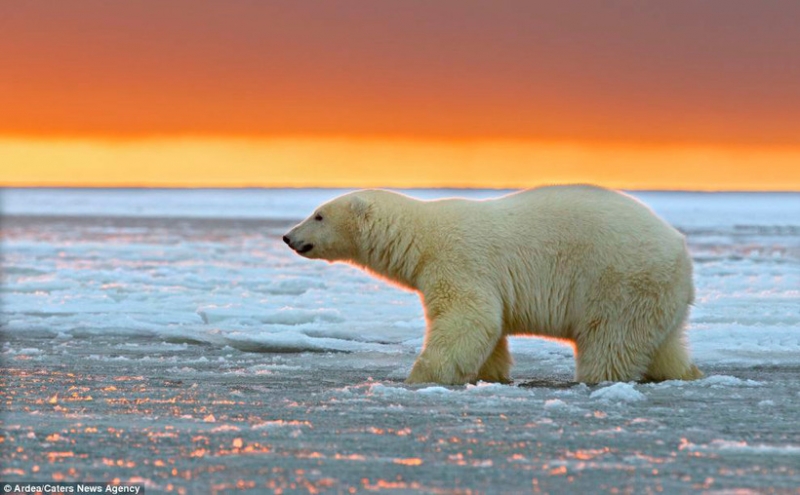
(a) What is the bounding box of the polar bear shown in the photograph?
[283,185,701,385]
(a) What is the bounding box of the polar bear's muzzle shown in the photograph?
[296,243,314,254]
[283,234,314,255]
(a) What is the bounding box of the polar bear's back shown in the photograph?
[440,185,693,338]
[475,185,685,256]
[424,185,687,269]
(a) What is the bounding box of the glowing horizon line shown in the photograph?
[2,136,799,192]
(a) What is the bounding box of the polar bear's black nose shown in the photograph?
[282,235,291,245]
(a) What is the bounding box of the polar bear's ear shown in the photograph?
[350,196,371,218]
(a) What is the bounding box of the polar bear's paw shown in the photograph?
[406,356,475,386]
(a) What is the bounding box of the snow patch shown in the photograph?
[699,375,763,388]
[3,347,42,356]
[465,382,532,398]
[543,399,568,410]
[416,386,453,395]
[367,383,410,398]
[682,439,800,455]
[590,383,646,403]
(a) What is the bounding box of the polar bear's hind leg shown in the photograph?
[574,314,662,383]
[643,329,703,382]
[574,338,652,383]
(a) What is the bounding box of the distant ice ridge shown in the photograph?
[1,188,513,220]
[4,188,800,229]
[2,188,799,367]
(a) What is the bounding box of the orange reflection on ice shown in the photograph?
[567,447,611,460]
[296,451,325,459]
[219,442,272,456]
[253,419,312,428]
[393,457,423,466]
[334,453,366,461]
[211,480,256,494]
[102,458,136,468]
[46,451,75,461]
[362,480,421,491]
[190,448,207,458]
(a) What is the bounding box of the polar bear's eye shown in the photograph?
[314,214,323,221]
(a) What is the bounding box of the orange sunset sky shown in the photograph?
[1,1,799,190]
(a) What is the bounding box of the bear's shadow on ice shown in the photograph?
[517,378,580,389]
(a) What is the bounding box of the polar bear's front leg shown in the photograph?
[406,301,503,386]
[477,337,512,383]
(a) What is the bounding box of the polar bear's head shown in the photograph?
[283,192,371,262]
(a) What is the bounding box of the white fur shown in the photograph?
[285,185,702,385]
